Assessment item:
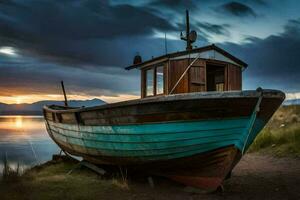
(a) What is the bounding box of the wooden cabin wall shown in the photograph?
[140,59,242,98]
[168,59,190,94]
[227,64,242,90]
[164,62,169,94]
[189,59,206,92]
[141,70,146,98]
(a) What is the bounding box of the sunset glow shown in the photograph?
[0,115,44,131]
[15,116,23,129]
[1,92,298,105]
[16,97,22,104]
[0,94,139,104]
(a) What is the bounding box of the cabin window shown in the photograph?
[156,66,164,94]
[146,68,154,96]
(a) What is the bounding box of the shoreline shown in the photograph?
[1,152,300,200]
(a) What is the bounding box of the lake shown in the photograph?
[0,115,59,173]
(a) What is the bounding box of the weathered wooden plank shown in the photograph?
[44,90,284,126]
[168,59,189,94]
[227,64,241,90]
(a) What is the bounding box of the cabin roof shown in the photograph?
[125,44,248,70]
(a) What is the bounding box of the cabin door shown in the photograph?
[189,60,206,92]
[206,63,225,91]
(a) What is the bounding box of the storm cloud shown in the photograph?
[148,0,197,11]
[0,0,176,66]
[217,2,257,17]
[221,18,300,92]
[196,22,230,36]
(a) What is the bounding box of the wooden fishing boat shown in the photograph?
[43,11,285,191]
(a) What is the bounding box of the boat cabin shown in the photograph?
[125,10,248,99]
[126,44,247,98]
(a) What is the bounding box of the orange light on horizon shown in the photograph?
[0,93,140,104]
[15,116,23,129]
[16,97,22,104]
[0,115,44,131]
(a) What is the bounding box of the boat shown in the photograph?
[43,10,285,192]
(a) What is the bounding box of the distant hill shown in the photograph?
[283,99,300,105]
[0,99,106,115]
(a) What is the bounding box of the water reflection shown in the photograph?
[0,116,59,173]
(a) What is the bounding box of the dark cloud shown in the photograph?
[220,18,300,92]
[252,0,267,5]
[148,0,197,11]
[0,0,176,66]
[175,20,227,43]
[196,22,230,36]
[218,2,257,17]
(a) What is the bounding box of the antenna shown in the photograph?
[180,10,197,51]
[164,32,168,54]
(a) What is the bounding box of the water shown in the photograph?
[0,116,59,173]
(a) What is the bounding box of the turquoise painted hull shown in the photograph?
[46,116,265,161]
[44,89,285,165]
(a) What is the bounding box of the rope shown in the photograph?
[242,88,263,154]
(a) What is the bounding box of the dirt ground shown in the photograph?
[211,153,300,200]
[1,153,300,200]
[128,153,300,200]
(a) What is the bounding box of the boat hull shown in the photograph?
[45,116,263,163]
[43,90,285,191]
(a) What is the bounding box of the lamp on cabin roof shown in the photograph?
[133,52,142,65]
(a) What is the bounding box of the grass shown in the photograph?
[1,154,21,182]
[0,157,182,200]
[112,166,129,190]
[0,157,134,200]
[249,105,300,156]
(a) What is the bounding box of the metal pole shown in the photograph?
[61,81,68,107]
[186,10,191,51]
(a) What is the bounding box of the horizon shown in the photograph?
[0,92,299,106]
[0,94,139,104]
[0,96,105,105]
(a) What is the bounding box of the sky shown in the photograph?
[0,0,300,104]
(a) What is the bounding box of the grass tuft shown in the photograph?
[249,105,300,156]
[1,155,22,182]
[111,178,130,190]
[111,167,129,190]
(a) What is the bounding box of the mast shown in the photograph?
[61,81,68,107]
[181,10,196,51]
[186,10,192,51]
